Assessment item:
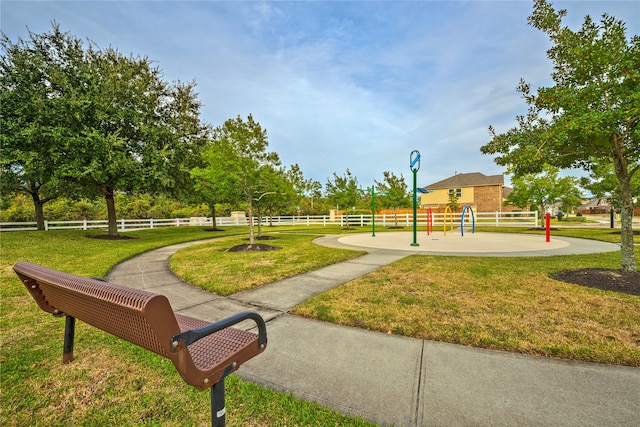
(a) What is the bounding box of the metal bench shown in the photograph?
[13,261,267,427]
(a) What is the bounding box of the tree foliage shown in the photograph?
[1,23,208,235]
[206,114,280,245]
[481,0,639,270]
[506,165,582,224]
[326,169,359,211]
[0,25,84,229]
[286,164,322,214]
[580,163,640,210]
[375,171,410,226]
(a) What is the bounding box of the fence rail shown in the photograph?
[0,211,538,232]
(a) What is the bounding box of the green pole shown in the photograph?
[409,149,420,247]
[411,168,419,246]
[371,186,376,237]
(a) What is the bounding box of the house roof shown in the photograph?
[578,198,612,209]
[424,172,504,190]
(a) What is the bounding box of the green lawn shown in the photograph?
[169,233,365,295]
[0,227,374,427]
[2,225,638,426]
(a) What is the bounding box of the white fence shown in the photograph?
[0,211,538,232]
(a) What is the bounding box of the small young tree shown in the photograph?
[326,169,360,228]
[208,115,280,246]
[447,193,460,212]
[505,165,581,226]
[375,171,410,227]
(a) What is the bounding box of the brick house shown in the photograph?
[419,172,518,212]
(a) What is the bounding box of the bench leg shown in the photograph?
[63,315,75,364]
[211,377,226,427]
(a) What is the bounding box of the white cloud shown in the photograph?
[2,0,638,190]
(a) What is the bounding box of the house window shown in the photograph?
[448,188,462,197]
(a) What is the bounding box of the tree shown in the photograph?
[447,193,460,212]
[191,138,242,231]
[481,0,639,271]
[326,169,359,227]
[505,165,582,225]
[0,25,84,229]
[209,114,280,246]
[581,163,640,211]
[1,24,208,236]
[67,48,207,236]
[286,163,322,214]
[375,171,410,227]
[253,165,295,233]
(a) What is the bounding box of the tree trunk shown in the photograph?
[103,187,119,237]
[393,206,398,227]
[29,190,46,231]
[613,154,636,271]
[256,205,263,238]
[247,193,255,246]
[210,204,220,230]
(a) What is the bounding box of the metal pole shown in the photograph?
[63,315,76,364]
[211,377,226,427]
[371,186,376,237]
[546,212,551,242]
[610,207,614,228]
[411,169,419,246]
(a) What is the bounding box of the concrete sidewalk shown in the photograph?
[106,234,639,427]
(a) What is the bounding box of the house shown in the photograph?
[420,172,517,212]
[577,198,612,215]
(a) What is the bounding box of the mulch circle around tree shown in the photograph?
[554,269,640,296]
[227,244,280,252]
[87,234,136,240]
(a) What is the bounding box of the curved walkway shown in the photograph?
[106,234,637,427]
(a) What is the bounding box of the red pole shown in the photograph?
[545,212,551,242]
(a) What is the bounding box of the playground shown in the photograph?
[332,230,620,257]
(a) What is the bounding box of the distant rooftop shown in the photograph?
[424,172,504,189]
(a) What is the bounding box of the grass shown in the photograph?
[293,227,640,366]
[2,224,639,425]
[1,226,375,427]
[169,233,365,295]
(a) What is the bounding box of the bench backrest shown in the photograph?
[14,261,179,358]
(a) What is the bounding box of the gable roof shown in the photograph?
[424,172,504,190]
[578,198,611,209]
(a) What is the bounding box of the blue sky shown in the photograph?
[2,1,638,189]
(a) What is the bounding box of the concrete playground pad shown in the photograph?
[333,231,621,256]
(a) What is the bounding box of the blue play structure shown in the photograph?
[460,205,475,236]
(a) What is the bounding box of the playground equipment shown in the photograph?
[426,207,433,236]
[546,212,551,242]
[443,206,454,236]
[460,205,475,236]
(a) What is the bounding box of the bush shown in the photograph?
[172,203,210,218]
[44,198,105,220]
[0,194,35,222]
